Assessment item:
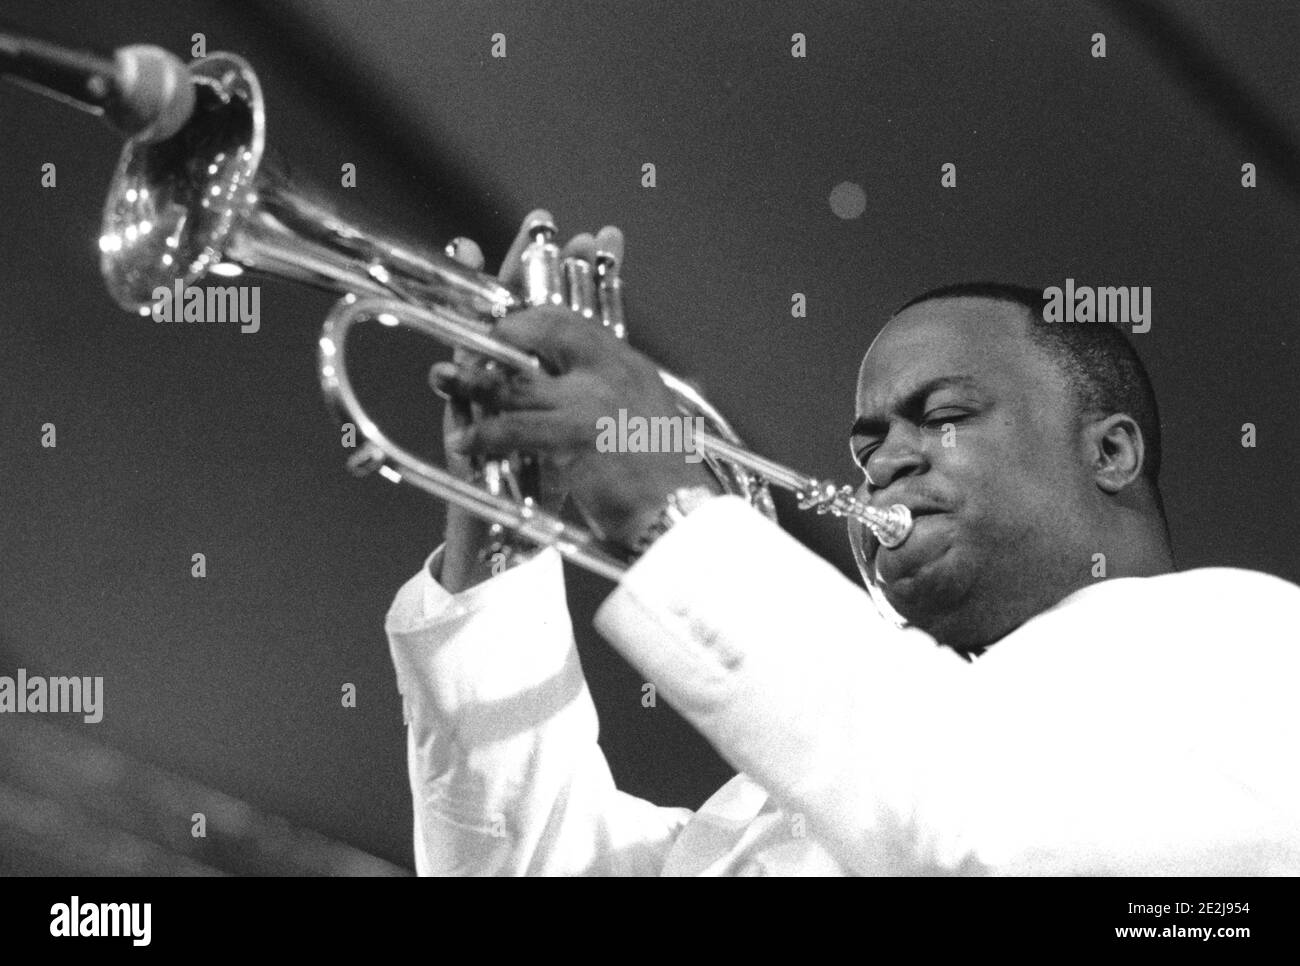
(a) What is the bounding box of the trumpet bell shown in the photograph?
[99,52,517,320]
[99,53,264,312]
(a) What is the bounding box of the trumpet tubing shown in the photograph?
[94,50,912,580]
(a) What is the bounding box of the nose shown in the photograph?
[863,424,928,495]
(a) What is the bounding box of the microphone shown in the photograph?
[0,29,194,142]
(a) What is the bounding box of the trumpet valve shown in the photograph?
[520,219,564,308]
[564,257,597,319]
[795,480,840,513]
[595,247,626,339]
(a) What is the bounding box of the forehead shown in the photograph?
[855,296,1060,413]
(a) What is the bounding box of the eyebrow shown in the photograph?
[849,375,983,439]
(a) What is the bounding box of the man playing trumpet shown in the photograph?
[384,212,1300,876]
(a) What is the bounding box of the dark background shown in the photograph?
[1,0,1296,872]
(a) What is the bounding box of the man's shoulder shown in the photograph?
[1022,565,1298,656]
[1005,566,1299,683]
[1149,566,1300,604]
[1129,567,1299,649]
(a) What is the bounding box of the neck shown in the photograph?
[925,516,1175,654]
[1095,508,1176,579]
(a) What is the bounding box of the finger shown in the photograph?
[429,361,455,400]
[429,359,553,410]
[492,306,619,372]
[451,346,480,366]
[594,225,625,268]
[450,410,590,459]
[445,392,474,431]
[497,208,555,287]
[430,360,503,406]
[561,232,597,263]
[442,237,487,366]
[444,236,486,271]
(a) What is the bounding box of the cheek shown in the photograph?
[931,421,1067,509]
[929,431,1007,490]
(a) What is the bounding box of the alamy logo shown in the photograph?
[1042,278,1151,333]
[150,280,261,333]
[50,897,150,946]
[0,669,103,723]
[595,409,705,463]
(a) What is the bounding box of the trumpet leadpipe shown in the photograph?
[693,431,912,548]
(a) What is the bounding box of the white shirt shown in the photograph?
[384,496,1300,875]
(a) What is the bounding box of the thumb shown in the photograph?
[444,236,485,272]
[444,237,487,366]
[496,209,554,287]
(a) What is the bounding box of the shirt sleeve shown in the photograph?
[384,546,691,876]
[593,496,972,875]
[595,499,1300,876]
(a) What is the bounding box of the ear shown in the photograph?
[1084,413,1145,494]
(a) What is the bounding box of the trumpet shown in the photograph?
[93,51,911,580]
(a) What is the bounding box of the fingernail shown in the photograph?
[444,237,484,269]
[429,362,457,399]
[595,226,624,267]
[525,208,554,230]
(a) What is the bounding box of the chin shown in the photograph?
[884,574,960,624]
[877,546,972,629]
[885,556,1019,653]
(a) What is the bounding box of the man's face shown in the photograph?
[851,296,1094,648]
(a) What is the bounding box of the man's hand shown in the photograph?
[438,223,718,550]
[429,234,499,593]
[432,217,580,591]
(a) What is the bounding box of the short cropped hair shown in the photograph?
[894,282,1163,490]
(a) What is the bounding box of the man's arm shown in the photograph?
[436,275,1300,874]
[590,495,973,875]
[387,216,691,875]
[385,546,691,875]
[439,291,978,872]
[592,498,1300,875]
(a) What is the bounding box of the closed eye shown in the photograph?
[921,409,971,427]
[854,411,971,465]
[852,440,878,470]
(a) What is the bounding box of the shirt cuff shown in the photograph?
[385,545,577,740]
[387,544,566,634]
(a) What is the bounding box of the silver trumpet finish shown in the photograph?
[97,51,912,581]
[317,295,913,573]
[99,53,516,320]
